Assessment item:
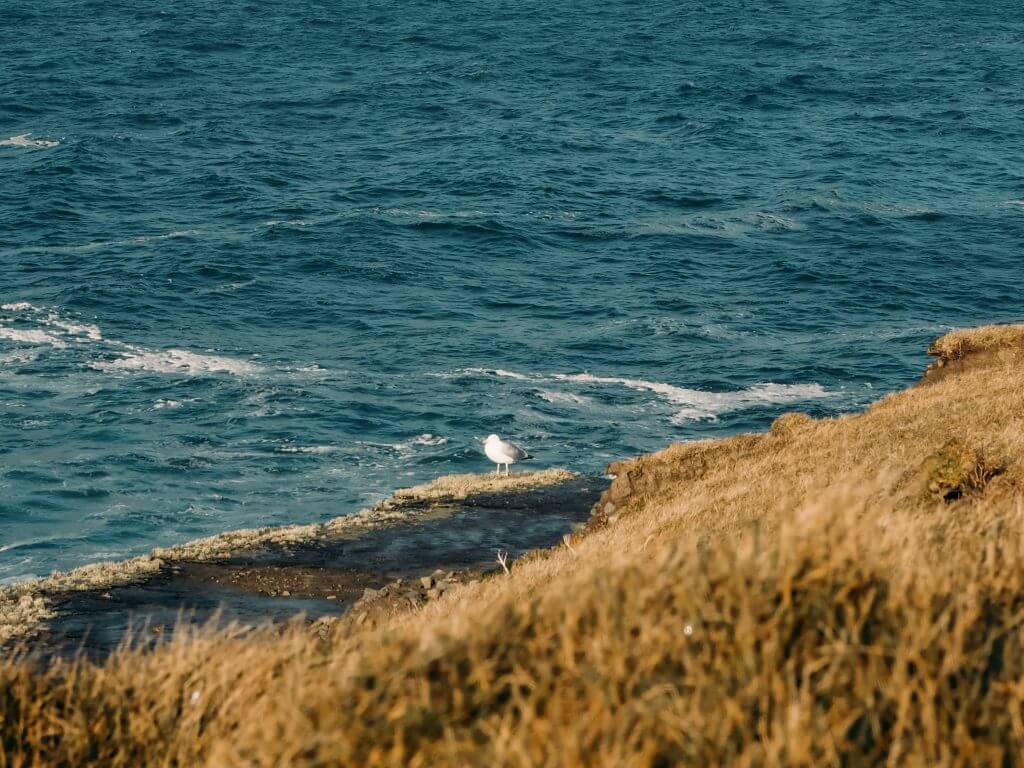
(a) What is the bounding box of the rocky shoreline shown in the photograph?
[3,469,607,660]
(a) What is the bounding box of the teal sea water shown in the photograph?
[2,1,1022,582]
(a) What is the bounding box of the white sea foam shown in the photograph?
[399,433,448,449]
[0,348,41,365]
[94,347,263,376]
[0,326,67,347]
[1,302,101,344]
[537,389,592,405]
[457,367,828,422]
[264,219,308,227]
[153,399,182,409]
[1,302,261,377]
[552,373,827,422]
[47,316,102,341]
[278,445,339,454]
[359,433,449,452]
[0,134,59,149]
[460,367,530,380]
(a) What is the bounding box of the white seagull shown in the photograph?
[482,434,531,475]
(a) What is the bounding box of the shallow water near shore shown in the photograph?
[2,0,1024,581]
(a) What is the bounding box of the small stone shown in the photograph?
[435,581,449,592]
[362,588,379,601]
[395,578,404,586]
[101,592,113,599]
[426,588,440,600]
[281,590,291,597]
[356,612,367,625]
[326,595,337,600]
[432,569,445,579]
[420,576,434,589]
[604,503,615,515]
[468,580,480,587]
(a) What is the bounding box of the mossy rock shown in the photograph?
[919,438,1000,501]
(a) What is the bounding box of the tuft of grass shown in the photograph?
[4,325,1024,765]
[770,411,812,437]
[927,323,1024,362]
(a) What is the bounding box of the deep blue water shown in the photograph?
[2,1,1023,582]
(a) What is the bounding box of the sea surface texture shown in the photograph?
[2,1,1022,581]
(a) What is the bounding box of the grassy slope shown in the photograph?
[4,326,1024,767]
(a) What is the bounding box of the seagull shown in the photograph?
[482,434,531,476]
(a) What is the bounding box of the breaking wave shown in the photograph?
[457,368,829,422]
[0,302,260,376]
[0,133,59,149]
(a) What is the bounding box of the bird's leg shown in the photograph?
[494,464,500,476]
[505,463,510,476]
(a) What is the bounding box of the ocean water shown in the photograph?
[2,1,1022,582]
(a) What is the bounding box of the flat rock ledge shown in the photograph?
[2,469,602,658]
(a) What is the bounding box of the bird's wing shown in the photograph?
[505,441,529,460]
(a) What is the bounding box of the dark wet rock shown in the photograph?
[28,475,607,661]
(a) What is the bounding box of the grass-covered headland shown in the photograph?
[4,325,1024,766]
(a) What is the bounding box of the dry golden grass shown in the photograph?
[4,326,1024,766]
[390,467,577,502]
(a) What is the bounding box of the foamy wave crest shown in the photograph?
[1,302,102,347]
[399,433,448,449]
[460,367,530,380]
[551,373,826,422]
[264,219,308,227]
[359,434,449,453]
[458,367,828,422]
[94,347,262,376]
[0,327,67,347]
[537,389,592,405]
[1,301,261,377]
[0,134,59,149]
[278,445,339,454]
